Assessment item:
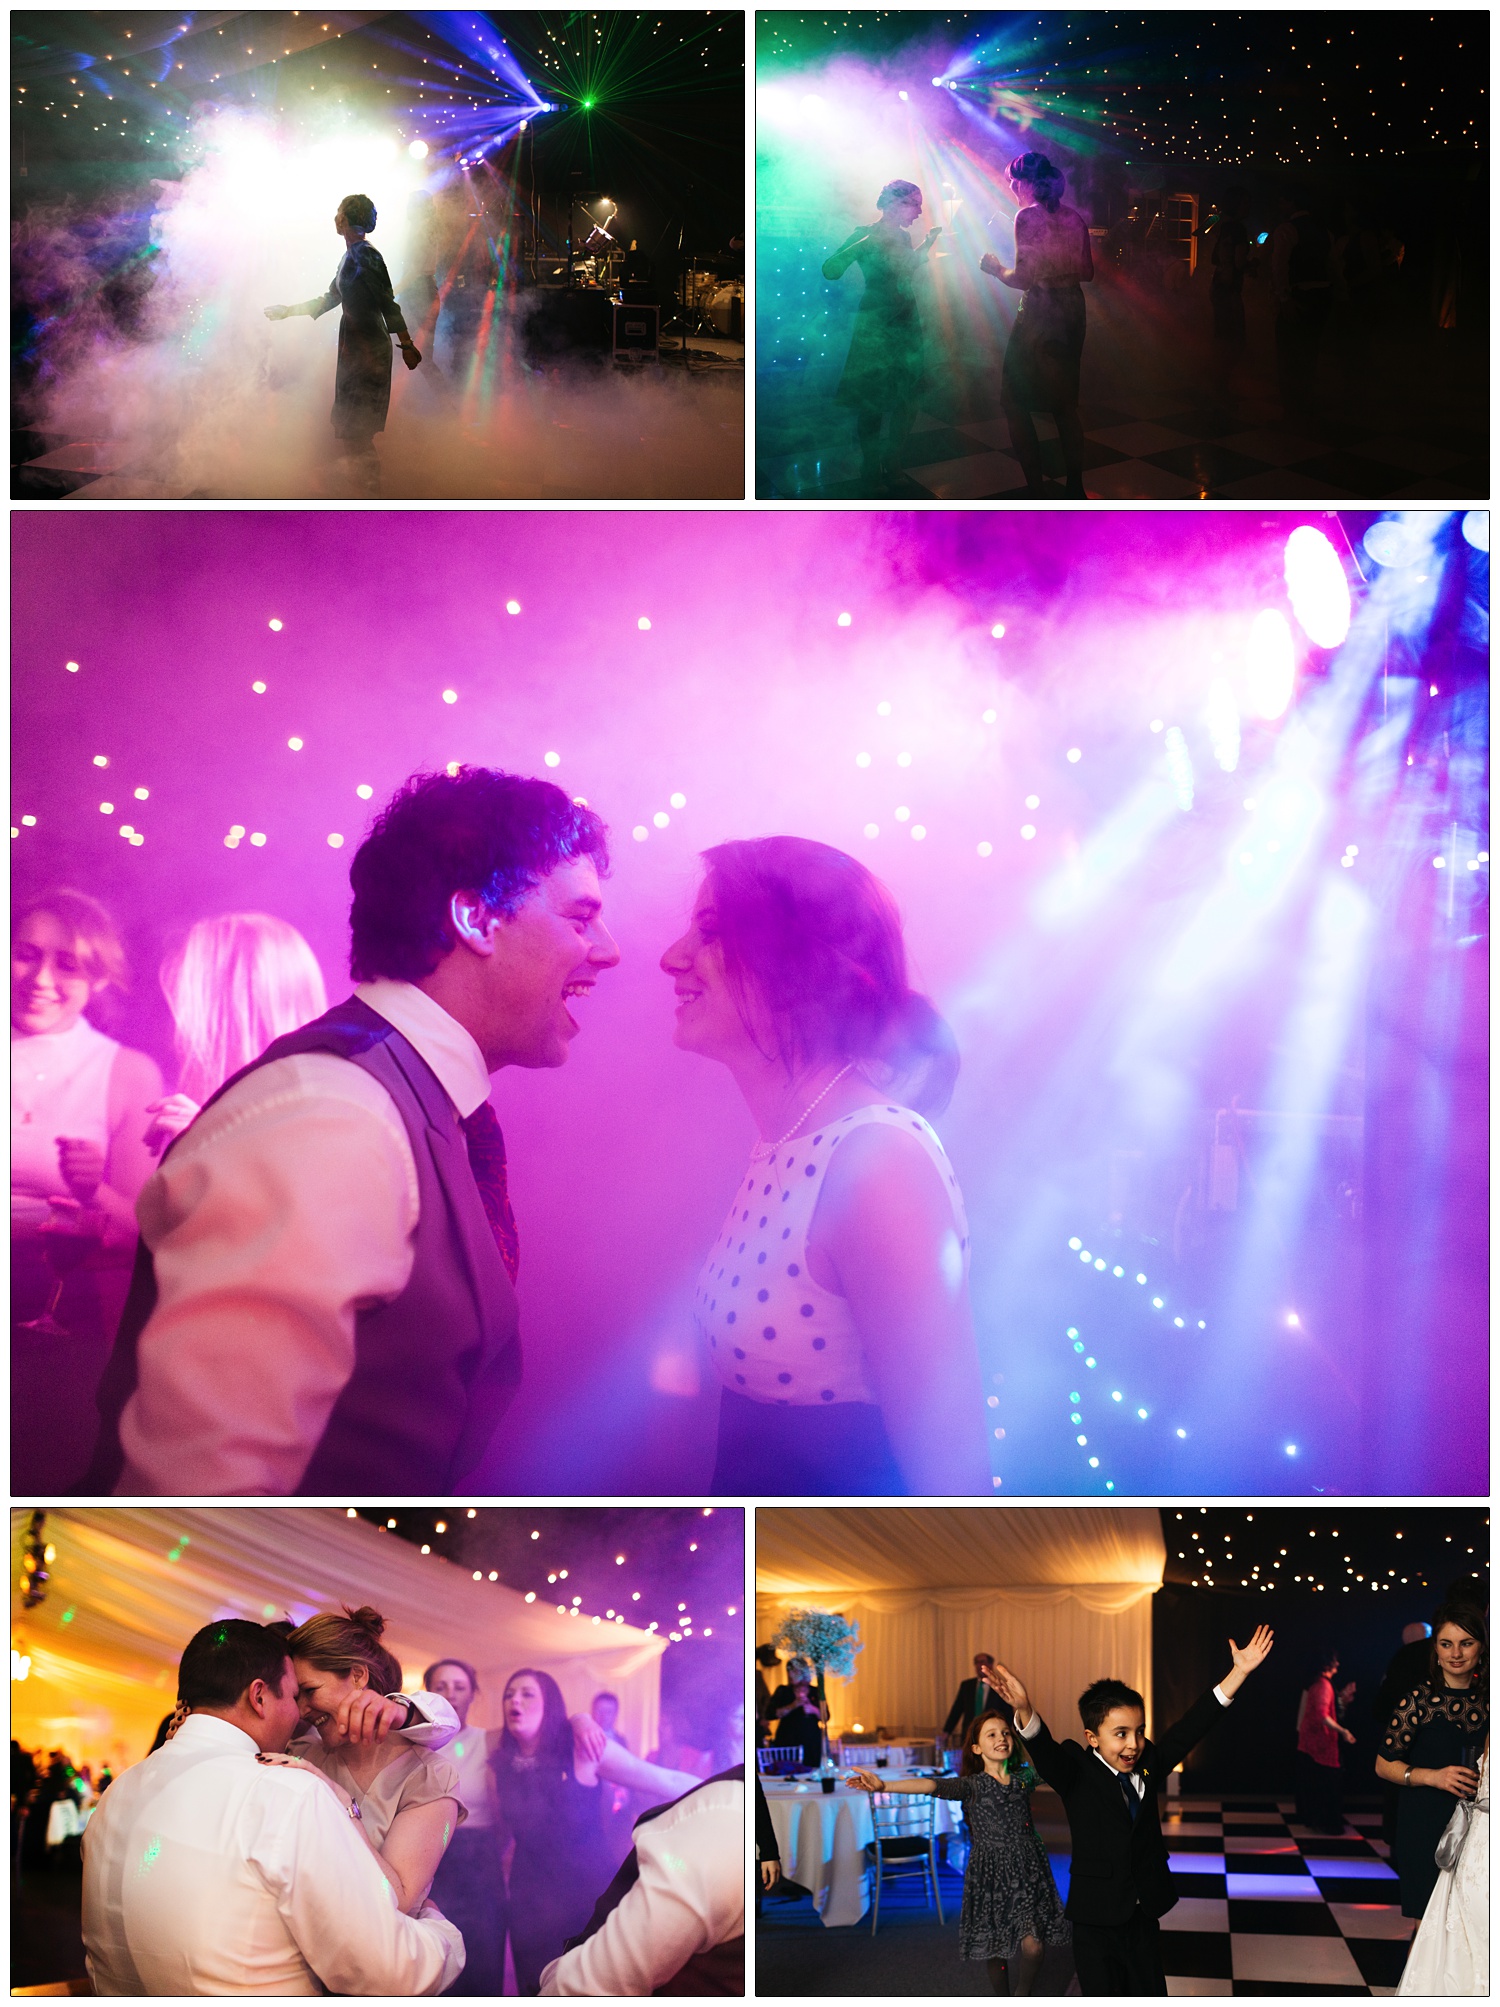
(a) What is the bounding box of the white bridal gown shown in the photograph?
[1397,1750,1488,1996]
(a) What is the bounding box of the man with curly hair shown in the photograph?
[83,767,619,1497]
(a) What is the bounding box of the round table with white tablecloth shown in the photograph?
[763,1774,964,1928]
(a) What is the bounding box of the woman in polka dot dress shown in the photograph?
[661,835,990,1495]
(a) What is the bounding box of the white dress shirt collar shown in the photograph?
[172,1712,263,1758]
[354,979,492,1118]
[1092,1747,1144,1796]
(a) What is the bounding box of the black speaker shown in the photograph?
[613,303,659,359]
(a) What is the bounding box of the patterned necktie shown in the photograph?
[461,1100,519,1284]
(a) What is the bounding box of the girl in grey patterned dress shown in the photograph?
[851,1711,1069,1993]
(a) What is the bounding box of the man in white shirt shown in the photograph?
[82,1619,466,1995]
[539,1770,744,1996]
[82,768,619,1496]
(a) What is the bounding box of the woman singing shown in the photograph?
[980,152,1093,498]
[264,193,421,486]
[662,836,989,1496]
[822,180,941,488]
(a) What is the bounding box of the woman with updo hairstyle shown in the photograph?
[263,190,422,489]
[281,1607,463,1917]
[979,150,1094,498]
[12,888,163,1488]
[662,836,989,1495]
[822,179,943,489]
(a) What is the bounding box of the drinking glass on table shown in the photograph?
[18,1201,106,1334]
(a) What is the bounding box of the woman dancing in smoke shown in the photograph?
[662,836,990,1496]
[980,152,1093,499]
[264,193,422,491]
[822,180,942,489]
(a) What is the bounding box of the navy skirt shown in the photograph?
[711,1388,905,1495]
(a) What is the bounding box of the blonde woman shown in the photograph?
[145,913,327,1152]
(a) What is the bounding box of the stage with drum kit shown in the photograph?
[514,185,742,366]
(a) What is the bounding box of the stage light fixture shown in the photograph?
[1461,510,1487,552]
[931,77,944,86]
[407,138,428,159]
[898,90,908,100]
[1283,526,1350,648]
[1245,608,1296,720]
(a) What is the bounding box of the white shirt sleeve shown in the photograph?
[1213,1684,1232,1707]
[395,1692,461,1750]
[1017,1710,1042,1740]
[253,1767,465,1996]
[538,1784,744,1997]
[117,1053,420,1496]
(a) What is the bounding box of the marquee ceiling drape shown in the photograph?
[756,1508,1166,1746]
[12,1508,665,1774]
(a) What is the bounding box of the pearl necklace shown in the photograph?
[770,1063,854,1150]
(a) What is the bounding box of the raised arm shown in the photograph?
[822,230,870,281]
[1217,1625,1274,1702]
[266,280,341,321]
[593,1741,705,1805]
[811,1125,989,1494]
[846,1768,935,1795]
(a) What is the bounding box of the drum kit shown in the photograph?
[670,263,744,340]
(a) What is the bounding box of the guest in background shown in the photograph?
[491,1667,701,1994]
[143,912,328,1153]
[590,1691,628,1750]
[946,1652,1005,1746]
[1377,1619,1437,1850]
[422,1658,506,1996]
[1376,1604,1488,1922]
[12,889,162,1490]
[756,1770,781,1895]
[770,1677,827,1770]
[1271,187,1333,411]
[755,1644,781,1744]
[1294,1648,1356,1833]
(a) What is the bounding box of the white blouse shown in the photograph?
[11,1016,121,1232]
[695,1103,969,1407]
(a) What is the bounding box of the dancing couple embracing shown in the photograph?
[79,764,989,1500]
[82,1605,738,1996]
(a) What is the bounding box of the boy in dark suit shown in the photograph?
[988,1624,1274,1995]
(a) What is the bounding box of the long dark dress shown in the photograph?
[299,242,411,444]
[933,1770,1070,1962]
[828,224,925,415]
[1000,204,1092,411]
[1381,1680,1489,1918]
[492,1753,613,1995]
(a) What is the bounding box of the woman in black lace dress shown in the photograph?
[1374,1604,1487,1919]
[852,1710,1068,1994]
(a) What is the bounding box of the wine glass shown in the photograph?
[18,1209,105,1334]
